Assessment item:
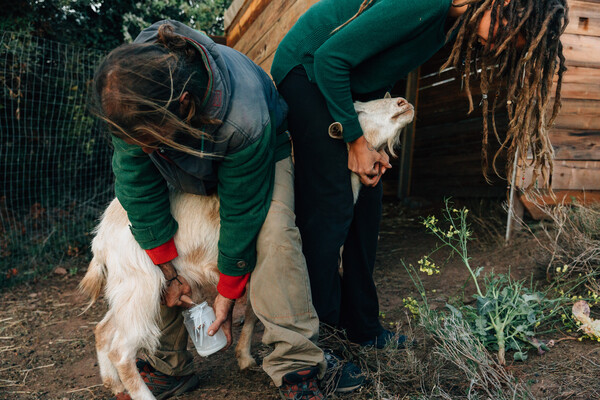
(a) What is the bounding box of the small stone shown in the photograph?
[53,267,68,275]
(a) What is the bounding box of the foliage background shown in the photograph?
[1,0,232,50]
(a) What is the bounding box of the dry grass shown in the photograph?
[318,308,533,399]
[418,311,533,400]
[521,199,600,293]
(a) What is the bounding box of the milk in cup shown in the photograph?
[183,301,227,357]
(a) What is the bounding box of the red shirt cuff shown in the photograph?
[217,273,250,299]
[145,238,178,265]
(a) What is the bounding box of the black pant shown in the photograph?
[278,66,383,342]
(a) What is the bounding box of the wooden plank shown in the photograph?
[552,67,600,101]
[565,0,600,37]
[226,0,273,48]
[518,190,600,220]
[553,113,600,130]
[243,0,319,69]
[224,0,249,31]
[550,129,600,160]
[518,160,600,190]
[398,68,420,199]
[557,82,600,101]
[562,34,600,68]
[233,0,298,56]
[555,98,600,117]
[555,66,600,85]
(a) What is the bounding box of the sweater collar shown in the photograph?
[179,35,231,136]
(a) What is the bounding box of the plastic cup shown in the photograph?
[182,301,227,357]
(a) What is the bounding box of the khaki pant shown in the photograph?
[142,157,326,386]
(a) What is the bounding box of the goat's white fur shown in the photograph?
[80,96,414,400]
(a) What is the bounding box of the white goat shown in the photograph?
[329,93,414,203]
[79,96,414,400]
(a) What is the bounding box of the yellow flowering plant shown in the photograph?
[407,200,571,365]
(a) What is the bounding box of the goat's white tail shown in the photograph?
[79,256,106,313]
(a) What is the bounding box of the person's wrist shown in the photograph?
[349,135,366,147]
[158,262,177,281]
[219,293,236,303]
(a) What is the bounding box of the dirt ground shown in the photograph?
[2,198,600,400]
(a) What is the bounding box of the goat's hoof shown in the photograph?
[237,355,257,370]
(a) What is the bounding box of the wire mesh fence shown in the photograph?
[1,31,113,287]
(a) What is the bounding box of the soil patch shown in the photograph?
[1,199,599,399]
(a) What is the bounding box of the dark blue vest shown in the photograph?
[134,20,288,195]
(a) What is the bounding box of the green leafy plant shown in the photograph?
[457,273,555,363]
[409,200,567,365]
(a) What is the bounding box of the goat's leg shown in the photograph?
[95,315,125,394]
[109,343,155,400]
[235,302,258,370]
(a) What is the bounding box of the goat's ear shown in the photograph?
[384,92,392,99]
[328,122,343,139]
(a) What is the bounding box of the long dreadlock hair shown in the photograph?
[337,0,569,188]
[444,0,568,187]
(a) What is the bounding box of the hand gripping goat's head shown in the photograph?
[329,95,415,157]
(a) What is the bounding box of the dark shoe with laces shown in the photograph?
[321,351,365,394]
[357,329,412,349]
[279,367,324,400]
[110,359,200,400]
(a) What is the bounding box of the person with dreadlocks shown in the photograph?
[271,0,567,348]
[93,20,366,400]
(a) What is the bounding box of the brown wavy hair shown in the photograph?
[336,0,569,187]
[91,24,216,157]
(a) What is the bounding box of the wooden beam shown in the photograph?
[224,0,249,31]
[506,195,525,241]
[226,0,272,48]
[517,160,600,190]
[398,68,420,199]
[518,190,600,220]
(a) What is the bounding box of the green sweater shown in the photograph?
[271,0,452,143]
[111,121,291,276]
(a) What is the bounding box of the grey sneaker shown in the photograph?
[321,351,365,394]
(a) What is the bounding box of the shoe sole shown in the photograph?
[156,374,200,400]
[334,382,363,393]
[279,390,324,400]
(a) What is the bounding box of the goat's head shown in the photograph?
[329,94,414,157]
